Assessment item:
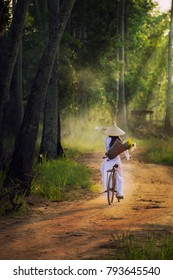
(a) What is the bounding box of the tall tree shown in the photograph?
[40,58,59,159]
[40,0,60,159]
[164,0,173,134]
[0,0,29,167]
[14,42,24,135]
[0,0,29,125]
[12,0,24,135]
[117,0,127,131]
[3,0,76,194]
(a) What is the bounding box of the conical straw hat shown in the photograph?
[104,124,125,136]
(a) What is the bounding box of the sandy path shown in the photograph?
[0,147,173,260]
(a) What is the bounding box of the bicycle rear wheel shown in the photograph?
[107,172,115,205]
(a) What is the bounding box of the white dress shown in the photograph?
[100,137,124,197]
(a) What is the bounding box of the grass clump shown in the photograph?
[107,232,173,260]
[32,158,92,201]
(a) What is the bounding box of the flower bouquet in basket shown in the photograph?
[106,138,136,160]
[123,138,136,151]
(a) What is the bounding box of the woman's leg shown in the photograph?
[100,161,107,195]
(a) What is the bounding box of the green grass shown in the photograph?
[32,157,92,201]
[106,232,173,260]
[0,148,97,215]
[142,137,173,165]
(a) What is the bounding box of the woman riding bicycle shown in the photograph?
[100,124,128,200]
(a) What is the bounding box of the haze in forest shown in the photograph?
[1,0,173,197]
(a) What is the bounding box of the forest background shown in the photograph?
[0,0,173,212]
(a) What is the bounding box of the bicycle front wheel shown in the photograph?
[107,172,115,205]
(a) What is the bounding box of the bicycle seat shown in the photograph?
[107,164,118,172]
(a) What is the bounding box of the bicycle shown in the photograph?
[101,142,136,205]
[106,164,120,204]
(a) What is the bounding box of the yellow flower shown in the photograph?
[123,138,136,150]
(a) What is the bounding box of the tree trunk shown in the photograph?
[0,0,28,168]
[164,0,173,135]
[40,57,59,159]
[117,0,128,131]
[14,42,24,135]
[3,0,76,194]
[13,0,23,135]
[115,0,120,115]
[0,0,29,125]
[40,0,64,160]
[33,0,42,28]
[57,111,64,157]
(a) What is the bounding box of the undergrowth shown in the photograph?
[0,171,29,216]
[137,137,173,165]
[0,153,96,215]
[106,232,173,260]
[32,157,94,201]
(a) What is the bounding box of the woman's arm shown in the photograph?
[105,137,111,151]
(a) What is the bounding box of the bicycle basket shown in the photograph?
[105,139,127,159]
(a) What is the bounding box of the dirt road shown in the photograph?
[0,147,173,260]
